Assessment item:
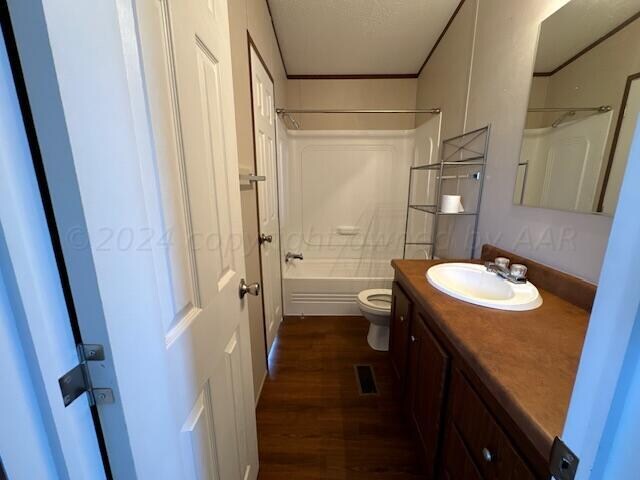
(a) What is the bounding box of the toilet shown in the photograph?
[357,288,393,351]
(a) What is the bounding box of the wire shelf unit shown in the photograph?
[403,125,491,259]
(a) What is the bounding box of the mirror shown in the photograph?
[514,0,640,215]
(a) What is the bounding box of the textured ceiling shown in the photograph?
[535,0,640,73]
[268,0,460,75]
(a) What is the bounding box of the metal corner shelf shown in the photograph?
[403,126,491,260]
[410,157,486,170]
[408,204,479,216]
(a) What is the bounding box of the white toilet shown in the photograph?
[357,288,393,351]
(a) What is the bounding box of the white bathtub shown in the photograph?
[283,259,394,316]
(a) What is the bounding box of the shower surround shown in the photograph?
[280,122,440,315]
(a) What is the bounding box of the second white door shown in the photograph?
[250,48,283,355]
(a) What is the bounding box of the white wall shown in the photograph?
[415,0,614,282]
[286,78,418,130]
[466,0,613,283]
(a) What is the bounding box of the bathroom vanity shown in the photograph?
[389,245,595,479]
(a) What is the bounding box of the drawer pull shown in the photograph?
[400,315,405,322]
[482,447,493,463]
[411,335,416,342]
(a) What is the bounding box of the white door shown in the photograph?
[0,29,105,479]
[250,48,283,354]
[8,0,257,476]
[540,112,612,211]
[132,0,258,478]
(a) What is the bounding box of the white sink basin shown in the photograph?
[426,263,542,311]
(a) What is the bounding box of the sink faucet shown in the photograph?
[285,252,303,263]
[485,257,528,284]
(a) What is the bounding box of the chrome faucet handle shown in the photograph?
[494,257,510,269]
[510,264,528,281]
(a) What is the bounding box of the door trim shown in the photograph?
[0,4,112,476]
[248,33,286,363]
[597,71,640,212]
[247,32,272,368]
[247,30,284,368]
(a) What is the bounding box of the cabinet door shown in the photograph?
[441,423,483,480]
[389,282,412,388]
[407,312,450,478]
[448,370,536,480]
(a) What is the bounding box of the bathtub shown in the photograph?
[283,259,394,316]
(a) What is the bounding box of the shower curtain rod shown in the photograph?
[275,108,441,114]
[527,105,611,113]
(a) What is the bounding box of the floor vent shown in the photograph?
[354,364,378,395]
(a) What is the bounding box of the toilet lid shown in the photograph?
[357,289,392,313]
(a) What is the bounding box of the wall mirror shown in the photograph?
[513,0,640,215]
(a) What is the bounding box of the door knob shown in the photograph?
[259,233,273,245]
[239,278,260,299]
[482,447,493,463]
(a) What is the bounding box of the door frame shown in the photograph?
[0,3,111,477]
[596,71,640,212]
[5,0,182,477]
[562,113,640,477]
[247,32,285,364]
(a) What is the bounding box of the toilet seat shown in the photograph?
[357,288,392,314]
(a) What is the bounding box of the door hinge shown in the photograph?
[550,436,579,480]
[58,344,114,407]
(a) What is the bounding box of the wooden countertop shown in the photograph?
[391,259,590,459]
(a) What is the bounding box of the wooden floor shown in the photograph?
[256,316,423,479]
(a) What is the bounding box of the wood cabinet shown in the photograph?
[389,279,544,480]
[389,282,412,389]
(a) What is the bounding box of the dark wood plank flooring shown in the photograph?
[256,316,423,479]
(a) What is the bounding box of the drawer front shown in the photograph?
[450,370,536,480]
[390,282,412,387]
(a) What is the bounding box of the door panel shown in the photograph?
[250,48,283,354]
[390,282,412,389]
[441,424,483,480]
[180,386,219,480]
[407,313,450,478]
[135,0,258,477]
